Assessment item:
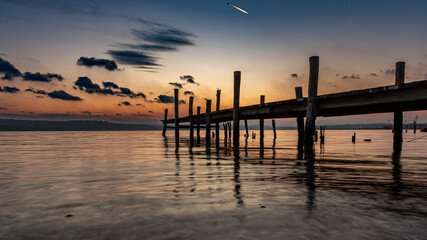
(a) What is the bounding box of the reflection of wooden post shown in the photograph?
[196,106,201,145]
[244,119,249,138]
[206,100,212,148]
[304,56,319,158]
[295,87,304,153]
[174,89,179,143]
[228,122,231,138]
[223,123,228,147]
[162,109,168,137]
[394,62,405,151]
[216,90,221,149]
[272,120,277,139]
[189,96,194,146]
[233,71,241,155]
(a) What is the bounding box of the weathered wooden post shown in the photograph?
[295,86,304,149]
[174,88,179,143]
[228,122,232,138]
[223,123,228,146]
[272,119,277,139]
[216,89,221,149]
[206,99,212,149]
[162,108,168,137]
[233,71,241,155]
[304,56,319,159]
[394,62,405,151]
[244,119,249,138]
[197,106,201,145]
[189,96,194,146]
[259,95,265,140]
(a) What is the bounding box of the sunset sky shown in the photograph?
[1,0,427,125]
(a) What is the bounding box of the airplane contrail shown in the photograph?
[227,2,248,14]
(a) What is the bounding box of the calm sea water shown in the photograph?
[0,130,426,239]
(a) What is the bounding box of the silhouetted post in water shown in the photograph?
[414,121,417,133]
[223,123,228,146]
[259,95,265,147]
[244,119,249,138]
[174,88,179,143]
[196,106,201,145]
[394,62,405,151]
[272,120,277,139]
[228,122,231,138]
[352,132,356,143]
[295,87,304,156]
[162,109,168,137]
[189,96,194,146]
[304,56,319,159]
[320,126,325,144]
[206,99,212,149]
[216,89,221,149]
[233,71,241,155]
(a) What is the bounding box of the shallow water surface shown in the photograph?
[0,130,426,239]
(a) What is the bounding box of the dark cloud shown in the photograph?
[341,74,360,80]
[77,57,118,71]
[22,72,63,82]
[108,17,196,70]
[369,73,379,77]
[74,77,146,99]
[179,75,199,85]
[48,90,83,101]
[107,50,159,69]
[290,73,298,79]
[183,90,194,96]
[380,69,395,75]
[25,88,48,95]
[0,57,21,80]
[155,95,186,104]
[118,101,131,106]
[168,82,183,88]
[0,86,20,93]
[102,81,119,89]
[148,110,154,113]
[81,111,92,115]
[0,106,7,110]
[115,113,121,116]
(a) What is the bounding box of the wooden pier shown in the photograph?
[161,57,427,158]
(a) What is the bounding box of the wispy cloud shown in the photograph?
[179,75,199,85]
[77,57,119,71]
[154,94,186,104]
[0,57,21,80]
[74,76,146,99]
[168,82,183,88]
[22,72,63,82]
[47,90,83,101]
[0,86,20,93]
[341,74,360,80]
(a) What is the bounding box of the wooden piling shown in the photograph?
[189,96,194,145]
[394,62,405,150]
[244,119,249,138]
[272,119,277,139]
[304,56,319,158]
[174,89,179,143]
[295,87,304,153]
[216,89,221,149]
[197,106,201,145]
[233,71,241,155]
[228,122,231,138]
[260,95,265,141]
[206,100,212,148]
[162,108,168,137]
[224,123,228,146]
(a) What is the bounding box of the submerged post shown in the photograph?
[197,106,201,145]
[224,123,228,146]
[394,62,405,151]
[304,56,319,158]
[162,108,168,137]
[216,89,221,149]
[233,71,241,155]
[260,95,265,151]
[244,119,249,138]
[174,88,179,143]
[295,87,304,153]
[206,99,212,148]
[189,96,194,146]
[228,122,231,138]
[272,119,277,139]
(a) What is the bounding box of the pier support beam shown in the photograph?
[233,71,241,156]
[272,120,277,139]
[223,123,228,147]
[216,90,221,149]
[174,89,179,143]
[189,96,194,146]
[162,109,168,137]
[197,106,201,145]
[260,95,265,152]
[295,87,304,156]
[394,62,405,151]
[244,119,249,138]
[206,100,212,149]
[304,56,319,159]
